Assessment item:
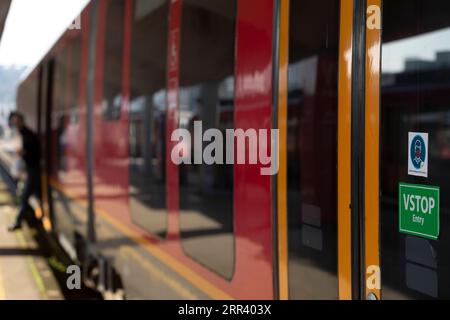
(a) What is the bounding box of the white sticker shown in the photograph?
[408,132,429,178]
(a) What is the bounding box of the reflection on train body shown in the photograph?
[128,0,169,238]
[381,0,450,299]
[178,0,236,281]
[287,0,340,299]
[13,0,450,301]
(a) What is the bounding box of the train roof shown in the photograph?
[18,1,89,85]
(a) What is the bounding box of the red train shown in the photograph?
[15,0,450,300]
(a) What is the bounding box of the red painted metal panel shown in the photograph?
[232,0,275,299]
[92,0,275,299]
[166,0,182,241]
[122,0,132,125]
[54,7,90,204]
[20,0,276,300]
[92,0,130,222]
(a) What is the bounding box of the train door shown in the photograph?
[48,48,72,243]
[38,60,55,232]
[277,0,355,299]
[367,0,450,299]
[48,28,90,260]
[91,0,129,244]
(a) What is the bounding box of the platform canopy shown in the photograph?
[0,0,11,42]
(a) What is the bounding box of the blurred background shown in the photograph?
[0,0,88,139]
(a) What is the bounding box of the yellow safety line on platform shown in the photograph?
[95,218,198,299]
[123,247,198,300]
[15,231,48,300]
[64,199,199,299]
[98,209,233,300]
[49,180,233,300]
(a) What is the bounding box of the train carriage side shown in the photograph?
[14,0,450,301]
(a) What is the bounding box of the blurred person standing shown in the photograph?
[7,112,40,231]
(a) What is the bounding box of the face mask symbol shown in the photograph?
[414,140,422,164]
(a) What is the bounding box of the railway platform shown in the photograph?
[0,170,63,300]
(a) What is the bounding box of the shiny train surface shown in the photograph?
[14,0,450,300]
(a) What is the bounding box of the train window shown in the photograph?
[68,35,81,125]
[50,35,82,181]
[287,0,340,299]
[102,0,125,122]
[380,0,450,299]
[128,0,169,237]
[52,48,69,179]
[179,0,236,279]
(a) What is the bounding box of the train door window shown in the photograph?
[52,48,69,180]
[102,0,125,121]
[287,0,340,299]
[51,36,81,182]
[129,0,169,237]
[69,35,81,125]
[179,0,237,279]
[50,36,83,244]
[380,0,450,299]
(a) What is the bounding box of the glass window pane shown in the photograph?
[69,36,81,125]
[129,0,169,237]
[381,0,450,299]
[287,0,340,299]
[102,0,125,122]
[179,0,237,280]
[52,48,68,179]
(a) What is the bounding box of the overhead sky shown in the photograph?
[0,0,89,69]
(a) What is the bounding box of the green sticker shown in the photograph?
[399,183,440,240]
